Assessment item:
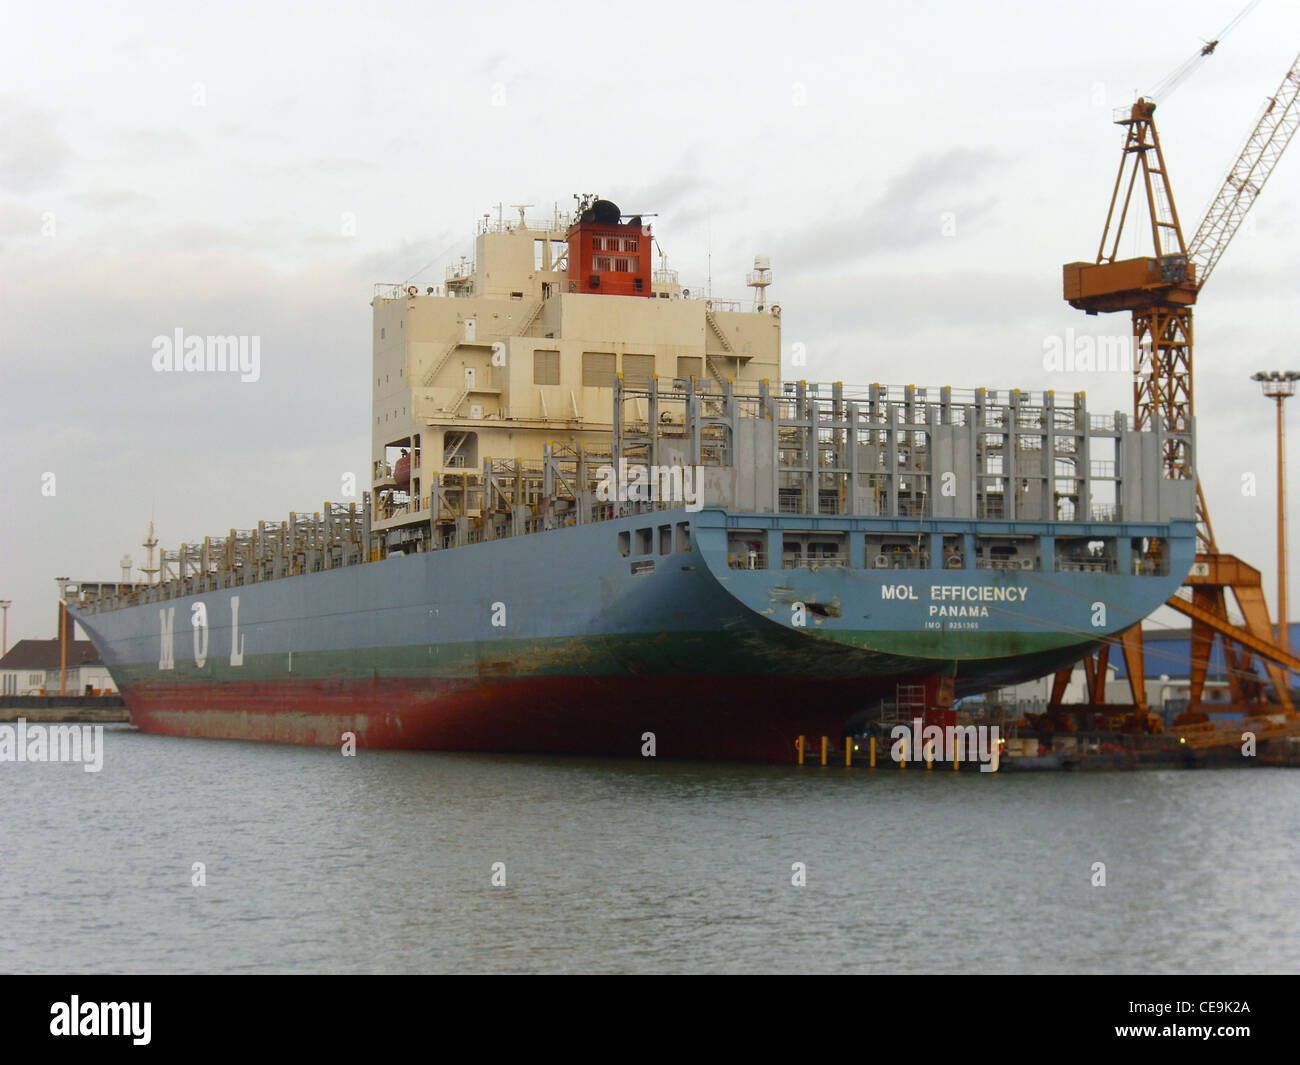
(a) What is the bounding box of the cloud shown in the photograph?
[0,96,73,194]
[357,232,463,286]
[0,238,373,638]
[0,200,42,241]
[310,157,376,175]
[776,147,1004,269]
[71,188,157,212]
[621,172,706,214]
[611,169,718,248]
[114,128,201,161]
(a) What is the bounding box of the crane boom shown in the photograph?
[1188,53,1300,287]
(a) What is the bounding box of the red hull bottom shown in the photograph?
[122,674,926,762]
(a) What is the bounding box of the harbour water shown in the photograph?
[2,725,1297,974]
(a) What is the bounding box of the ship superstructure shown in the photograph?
[371,197,779,554]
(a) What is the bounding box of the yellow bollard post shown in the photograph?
[821,736,828,766]
[954,743,959,771]
[796,735,805,766]
[845,739,853,767]
[870,735,877,768]
[925,739,933,771]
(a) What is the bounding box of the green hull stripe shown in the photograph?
[115,628,1082,685]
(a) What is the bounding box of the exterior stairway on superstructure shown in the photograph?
[422,299,544,389]
[514,298,545,337]
[422,338,461,388]
[704,311,732,387]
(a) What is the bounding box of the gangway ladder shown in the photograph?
[878,683,927,726]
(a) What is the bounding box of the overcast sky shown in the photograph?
[2,0,1299,643]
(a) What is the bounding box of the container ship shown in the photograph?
[65,197,1197,760]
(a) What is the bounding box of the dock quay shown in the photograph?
[794,729,1300,771]
[0,695,129,724]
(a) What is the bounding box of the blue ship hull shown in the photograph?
[69,509,1196,760]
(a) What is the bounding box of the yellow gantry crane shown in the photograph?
[1056,51,1300,727]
